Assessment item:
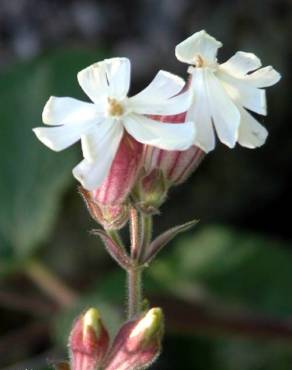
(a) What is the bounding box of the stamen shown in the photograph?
[107,98,124,116]
[194,55,204,68]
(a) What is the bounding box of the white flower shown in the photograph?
[175,30,281,152]
[33,57,194,190]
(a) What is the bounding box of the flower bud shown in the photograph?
[80,188,129,230]
[132,169,168,214]
[104,308,164,370]
[93,133,143,205]
[69,308,109,370]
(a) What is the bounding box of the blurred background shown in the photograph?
[0,0,291,369]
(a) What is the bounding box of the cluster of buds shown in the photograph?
[55,307,164,370]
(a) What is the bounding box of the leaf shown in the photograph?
[92,229,131,270]
[149,225,292,315]
[0,49,105,263]
[142,219,198,264]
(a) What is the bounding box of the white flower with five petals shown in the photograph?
[33,57,194,190]
[175,30,281,152]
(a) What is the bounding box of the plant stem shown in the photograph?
[130,207,140,260]
[26,260,78,307]
[127,267,142,319]
[140,214,153,261]
[127,206,144,319]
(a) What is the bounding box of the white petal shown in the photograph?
[244,66,281,88]
[237,106,268,148]
[131,70,184,102]
[131,90,192,116]
[220,51,262,77]
[73,121,124,190]
[218,71,267,115]
[77,62,109,103]
[130,70,190,115]
[104,57,131,100]
[204,70,240,148]
[81,119,122,161]
[175,30,222,65]
[33,120,95,151]
[124,114,194,150]
[42,96,100,125]
[186,69,215,152]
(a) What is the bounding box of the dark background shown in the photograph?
[0,0,291,369]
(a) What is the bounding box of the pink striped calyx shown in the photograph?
[80,133,143,229]
[69,308,109,370]
[133,113,205,214]
[103,308,164,370]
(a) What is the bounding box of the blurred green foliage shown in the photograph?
[0,49,105,275]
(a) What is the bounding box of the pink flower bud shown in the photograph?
[93,133,143,205]
[80,188,129,230]
[69,308,109,370]
[145,113,205,186]
[104,308,164,370]
[132,169,168,214]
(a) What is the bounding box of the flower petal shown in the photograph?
[81,119,121,161]
[244,66,281,88]
[187,69,215,152]
[175,30,222,65]
[42,96,100,125]
[77,62,109,103]
[104,57,131,100]
[237,106,268,148]
[204,70,240,148]
[131,70,184,102]
[123,114,194,150]
[33,120,95,151]
[218,71,267,115]
[220,51,262,77]
[130,70,191,115]
[73,121,124,190]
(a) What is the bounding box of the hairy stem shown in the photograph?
[127,267,143,319]
[130,207,140,260]
[26,260,78,307]
[140,214,153,262]
[127,206,144,319]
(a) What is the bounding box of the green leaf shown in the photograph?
[0,49,105,263]
[149,225,292,315]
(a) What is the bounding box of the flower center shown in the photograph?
[194,55,205,68]
[107,98,124,117]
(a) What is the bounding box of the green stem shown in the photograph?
[140,214,153,262]
[130,207,140,260]
[127,206,144,319]
[26,259,78,307]
[127,267,143,319]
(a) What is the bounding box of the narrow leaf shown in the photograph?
[93,229,131,270]
[142,219,198,264]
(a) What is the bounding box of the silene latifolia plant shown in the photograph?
[33,30,281,370]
